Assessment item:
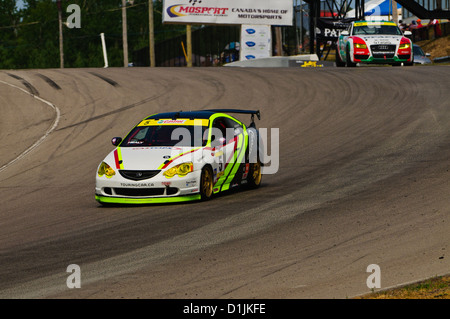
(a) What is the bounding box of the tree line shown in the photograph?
[0,0,186,69]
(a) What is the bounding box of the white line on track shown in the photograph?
[0,79,61,173]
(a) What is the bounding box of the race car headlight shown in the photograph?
[98,162,116,178]
[399,43,410,49]
[399,37,411,50]
[163,162,193,178]
[354,43,367,49]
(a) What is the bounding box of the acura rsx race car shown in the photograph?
[336,20,414,67]
[95,109,263,205]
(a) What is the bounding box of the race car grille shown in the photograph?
[119,170,160,181]
[355,54,370,60]
[370,45,396,59]
[114,187,178,197]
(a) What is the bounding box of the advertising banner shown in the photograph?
[316,18,352,41]
[163,0,293,26]
[240,25,272,61]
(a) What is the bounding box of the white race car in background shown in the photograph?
[336,20,414,67]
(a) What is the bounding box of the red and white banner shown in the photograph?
[163,0,293,26]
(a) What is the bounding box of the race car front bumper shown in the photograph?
[95,169,202,204]
[95,194,201,204]
[360,56,411,64]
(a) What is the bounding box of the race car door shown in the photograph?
[211,117,245,193]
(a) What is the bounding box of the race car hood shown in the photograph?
[103,146,203,171]
[353,34,403,45]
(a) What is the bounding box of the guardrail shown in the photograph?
[434,55,450,63]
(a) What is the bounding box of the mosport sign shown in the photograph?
[162,0,293,26]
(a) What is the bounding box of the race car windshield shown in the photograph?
[353,25,402,36]
[121,125,208,147]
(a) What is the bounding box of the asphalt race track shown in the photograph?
[0,66,449,299]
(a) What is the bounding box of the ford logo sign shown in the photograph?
[245,41,256,47]
[245,29,256,35]
[245,55,256,60]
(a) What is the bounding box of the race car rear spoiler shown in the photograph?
[201,109,261,121]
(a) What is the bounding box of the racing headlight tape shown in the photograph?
[399,38,411,49]
[98,162,116,178]
[164,162,193,178]
[353,37,367,49]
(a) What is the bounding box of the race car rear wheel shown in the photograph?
[247,159,262,189]
[200,166,213,200]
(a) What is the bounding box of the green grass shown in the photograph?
[357,275,450,299]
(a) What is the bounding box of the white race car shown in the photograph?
[95,109,263,205]
[336,20,413,67]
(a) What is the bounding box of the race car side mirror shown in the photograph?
[403,30,412,36]
[111,137,122,146]
[340,30,349,36]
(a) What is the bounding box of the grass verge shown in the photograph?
[356,275,450,299]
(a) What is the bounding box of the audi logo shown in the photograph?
[378,45,389,50]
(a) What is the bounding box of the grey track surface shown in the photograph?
[0,66,448,299]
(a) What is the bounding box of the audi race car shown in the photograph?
[95,109,263,205]
[336,20,414,67]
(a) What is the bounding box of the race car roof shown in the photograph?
[146,111,213,120]
[353,20,397,26]
[146,109,260,121]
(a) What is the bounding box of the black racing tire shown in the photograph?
[336,48,345,67]
[247,158,262,189]
[346,46,356,67]
[246,126,262,189]
[200,166,214,200]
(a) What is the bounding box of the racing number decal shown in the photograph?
[213,148,225,180]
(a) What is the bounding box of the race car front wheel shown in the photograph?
[336,48,345,67]
[200,166,213,200]
[346,46,356,67]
